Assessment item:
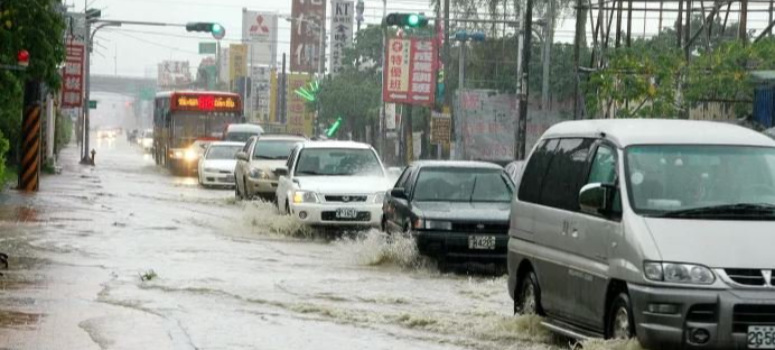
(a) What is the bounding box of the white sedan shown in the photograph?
[275,141,392,228]
[197,141,244,188]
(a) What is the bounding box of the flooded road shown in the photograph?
[0,138,631,350]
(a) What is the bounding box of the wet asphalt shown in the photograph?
[0,136,561,350]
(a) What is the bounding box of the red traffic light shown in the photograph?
[17,50,29,67]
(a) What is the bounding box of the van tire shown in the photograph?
[515,271,542,315]
[606,293,636,340]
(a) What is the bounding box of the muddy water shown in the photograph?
[0,137,638,350]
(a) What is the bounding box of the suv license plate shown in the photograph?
[468,235,496,250]
[749,326,775,349]
[336,208,358,219]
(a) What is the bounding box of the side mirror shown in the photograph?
[579,183,612,215]
[235,151,249,161]
[274,166,289,177]
[390,187,408,200]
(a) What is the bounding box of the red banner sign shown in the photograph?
[383,37,438,106]
[61,40,85,108]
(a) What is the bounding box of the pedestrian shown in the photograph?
[90,149,96,166]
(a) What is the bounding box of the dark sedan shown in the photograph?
[382,161,514,270]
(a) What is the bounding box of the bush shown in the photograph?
[0,129,8,184]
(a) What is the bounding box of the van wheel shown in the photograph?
[607,293,635,340]
[284,201,290,215]
[515,271,542,315]
[243,177,254,200]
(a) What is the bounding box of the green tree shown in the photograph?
[0,0,65,183]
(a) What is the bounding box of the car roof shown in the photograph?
[258,134,307,141]
[542,119,775,148]
[207,141,244,147]
[226,124,263,132]
[411,160,503,169]
[299,140,374,150]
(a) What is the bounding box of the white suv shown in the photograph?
[275,141,391,228]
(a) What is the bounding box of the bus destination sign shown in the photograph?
[174,94,240,111]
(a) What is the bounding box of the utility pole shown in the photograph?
[541,0,554,112]
[740,0,749,42]
[685,0,692,60]
[443,0,451,112]
[281,53,287,124]
[573,0,584,120]
[677,0,684,48]
[515,0,534,160]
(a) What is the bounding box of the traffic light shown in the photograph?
[186,22,226,40]
[326,117,343,138]
[385,13,428,28]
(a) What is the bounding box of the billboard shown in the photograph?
[383,37,438,106]
[329,0,354,75]
[157,60,191,88]
[454,90,517,161]
[287,73,314,136]
[62,40,85,108]
[229,44,248,82]
[219,47,230,83]
[290,0,326,72]
[251,66,272,122]
[242,11,278,67]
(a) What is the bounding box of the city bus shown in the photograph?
[152,91,244,174]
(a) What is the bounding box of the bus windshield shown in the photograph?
[171,112,235,148]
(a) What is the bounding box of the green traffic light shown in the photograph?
[211,23,225,39]
[407,14,420,27]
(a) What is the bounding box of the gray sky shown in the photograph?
[71,0,775,78]
[71,0,438,77]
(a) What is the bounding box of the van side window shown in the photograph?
[518,139,558,203]
[539,138,595,211]
[587,144,622,214]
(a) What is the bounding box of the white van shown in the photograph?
[223,124,264,143]
[508,119,775,349]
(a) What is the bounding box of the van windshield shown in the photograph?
[626,145,775,218]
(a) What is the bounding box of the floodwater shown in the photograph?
[0,136,638,350]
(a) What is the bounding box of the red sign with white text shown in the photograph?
[61,40,85,108]
[383,37,437,106]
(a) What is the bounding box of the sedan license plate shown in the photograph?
[749,326,775,349]
[336,208,358,219]
[468,235,496,250]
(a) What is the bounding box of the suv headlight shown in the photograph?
[293,191,319,204]
[413,219,452,231]
[644,261,716,285]
[250,168,268,179]
[373,192,386,203]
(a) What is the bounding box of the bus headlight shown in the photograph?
[184,149,198,161]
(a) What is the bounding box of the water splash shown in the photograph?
[241,200,311,238]
[334,230,434,270]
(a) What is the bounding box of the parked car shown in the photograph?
[275,141,391,228]
[504,160,526,183]
[383,161,513,270]
[508,119,775,349]
[234,134,306,200]
[197,141,243,188]
[223,123,264,143]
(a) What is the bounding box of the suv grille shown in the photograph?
[324,195,367,203]
[687,304,717,323]
[733,304,775,333]
[451,222,509,234]
[321,211,371,222]
[725,269,767,286]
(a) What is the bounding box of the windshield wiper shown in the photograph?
[255,155,274,159]
[658,203,775,218]
[469,176,478,203]
[297,170,321,175]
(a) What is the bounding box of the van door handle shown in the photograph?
[571,230,579,239]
